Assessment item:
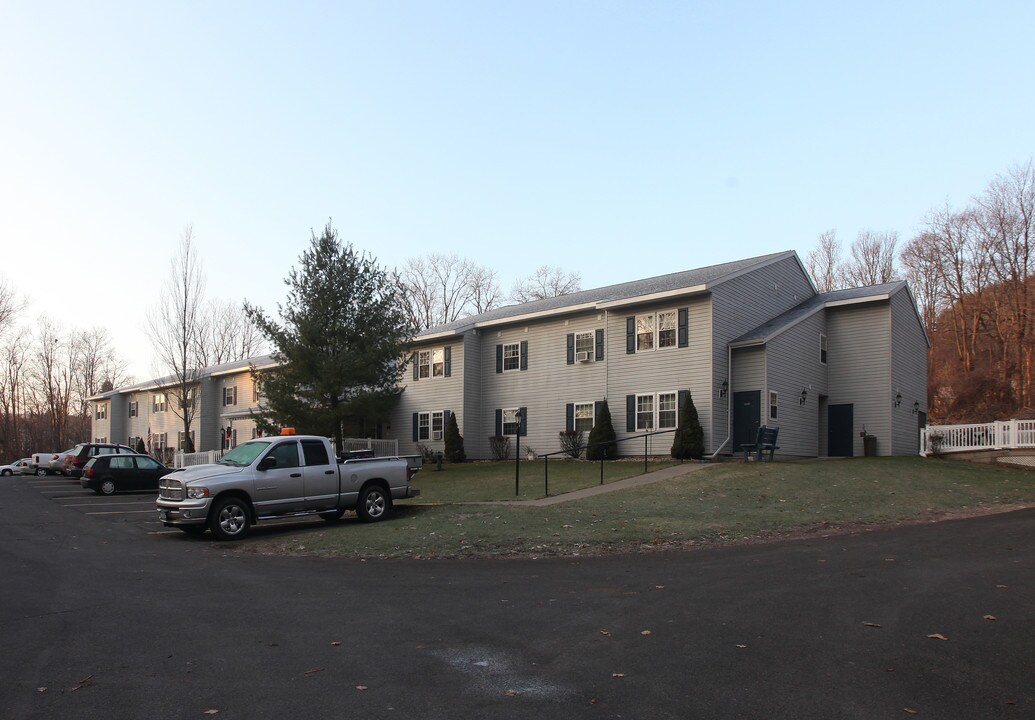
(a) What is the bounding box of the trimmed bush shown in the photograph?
[444,412,466,463]
[671,391,704,460]
[587,399,618,460]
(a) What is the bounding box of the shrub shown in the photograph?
[444,412,466,463]
[135,437,146,454]
[587,399,618,460]
[489,435,511,460]
[558,430,584,459]
[928,430,946,457]
[671,391,704,460]
[416,443,436,463]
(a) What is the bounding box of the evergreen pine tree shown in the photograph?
[444,411,466,463]
[671,391,705,460]
[587,399,618,460]
[244,222,411,448]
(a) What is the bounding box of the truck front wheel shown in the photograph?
[209,497,251,540]
[357,485,390,523]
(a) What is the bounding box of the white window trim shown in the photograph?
[418,350,431,379]
[573,401,594,433]
[635,309,679,353]
[820,333,828,365]
[502,407,521,436]
[636,391,679,431]
[657,391,678,430]
[502,343,521,372]
[431,348,445,377]
[769,391,779,420]
[417,411,431,441]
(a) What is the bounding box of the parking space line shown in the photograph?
[84,510,159,516]
[60,501,156,507]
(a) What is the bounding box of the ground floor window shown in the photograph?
[574,402,594,433]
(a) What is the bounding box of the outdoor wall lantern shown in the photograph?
[799,387,808,405]
[719,378,729,398]
[894,391,902,408]
[912,400,920,415]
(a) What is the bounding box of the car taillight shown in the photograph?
[85,467,93,478]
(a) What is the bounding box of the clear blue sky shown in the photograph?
[2,1,1032,380]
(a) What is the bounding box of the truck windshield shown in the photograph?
[218,442,271,467]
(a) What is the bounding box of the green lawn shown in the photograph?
[241,456,1035,559]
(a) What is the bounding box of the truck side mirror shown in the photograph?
[257,456,277,471]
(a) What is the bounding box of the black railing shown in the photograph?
[530,428,679,497]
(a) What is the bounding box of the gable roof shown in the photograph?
[729,280,924,347]
[417,250,801,341]
[89,354,279,401]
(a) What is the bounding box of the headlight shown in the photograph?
[186,487,210,499]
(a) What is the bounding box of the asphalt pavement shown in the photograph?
[1,472,1033,719]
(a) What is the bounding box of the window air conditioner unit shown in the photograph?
[433,431,443,440]
[576,351,591,363]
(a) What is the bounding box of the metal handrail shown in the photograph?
[535,428,679,497]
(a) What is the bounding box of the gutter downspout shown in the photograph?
[708,344,733,460]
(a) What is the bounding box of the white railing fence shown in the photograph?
[171,437,399,468]
[920,419,1035,455]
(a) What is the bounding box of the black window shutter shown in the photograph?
[519,406,527,435]
[495,409,503,436]
[412,352,419,381]
[496,344,503,374]
[566,333,575,365]
[412,413,418,442]
[444,346,451,377]
[626,316,636,353]
[595,329,604,360]
[520,340,528,370]
[678,389,688,422]
[566,403,574,432]
[626,394,635,432]
[678,308,688,348]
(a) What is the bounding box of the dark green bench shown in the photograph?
[740,425,780,462]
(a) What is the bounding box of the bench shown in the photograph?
[740,425,780,462]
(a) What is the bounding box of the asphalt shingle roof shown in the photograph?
[417,250,798,338]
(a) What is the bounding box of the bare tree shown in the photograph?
[394,253,503,331]
[146,226,206,452]
[843,230,899,287]
[805,229,844,292]
[33,317,76,449]
[510,265,582,303]
[0,332,30,459]
[200,299,267,366]
[70,328,130,418]
[899,232,944,333]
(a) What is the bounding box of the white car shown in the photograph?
[1,458,33,476]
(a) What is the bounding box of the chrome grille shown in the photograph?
[159,477,184,501]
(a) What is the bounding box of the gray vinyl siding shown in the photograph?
[765,312,828,456]
[391,340,466,458]
[826,302,892,456]
[607,298,711,456]
[461,333,482,459]
[731,346,765,394]
[890,289,929,455]
[480,311,608,459]
[710,254,816,452]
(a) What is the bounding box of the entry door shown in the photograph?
[828,404,854,457]
[733,391,761,450]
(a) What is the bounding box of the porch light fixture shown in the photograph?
[894,391,902,408]
[799,387,808,405]
[719,378,729,398]
[912,400,920,415]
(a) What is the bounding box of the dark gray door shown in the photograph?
[828,404,854,457]
[733,391,761,450]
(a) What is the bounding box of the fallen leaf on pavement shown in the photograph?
[36,688,46,694]
[599,629,611,636]
[640,630,653,636]
[927,633,949,640]
[903,709,918,715]
[204,711,219,716]
[983,615,997,621]
[735,644,747,649]
[863,622,882,628]
[331,641,341,646]
[356,686,368,691]
[611,673,625,679]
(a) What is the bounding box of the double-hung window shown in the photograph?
[432,348,445,377]
[95,403,107,420]
[574,402,594,433]
[223,386,237,406]
[658,392,678,429]
[636,315,655,351]
[128,401,138,418]
[769,391,779,420]
[636,394,655,430]
[417,411,445,441]
[502,408,521,436]
[820,334,828,364]
[418,351,431,379]
[657,311,677,348]
[153,393,167,413]
[575,332,593,356]
[503,343,521,371]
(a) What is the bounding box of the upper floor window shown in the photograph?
[575,332,593,356]
[820,334,828,364]
[223,386,237,406]
[153,393,167,413]
[432,348,445,377]
[414,346,452,380]
[418,350,431,378]
[629,309,687,353]
[128,401,138,418]
[503,343,521,371]
[95,403,108,420]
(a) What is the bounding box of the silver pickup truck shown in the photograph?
[156,432,420,540]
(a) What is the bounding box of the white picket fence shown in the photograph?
[920,419,1035,455]
[171,437,399,468]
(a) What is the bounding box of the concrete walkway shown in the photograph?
[496,460,716,507]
